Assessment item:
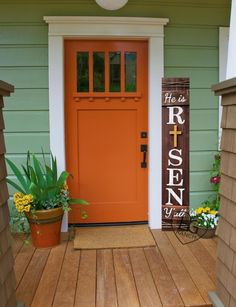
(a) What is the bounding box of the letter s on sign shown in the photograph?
[168,149,183,167]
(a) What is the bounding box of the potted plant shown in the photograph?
[189,153,221,238]
[190,206,219,238]
[6,152,88,248]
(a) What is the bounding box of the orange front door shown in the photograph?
[65,40,148,224]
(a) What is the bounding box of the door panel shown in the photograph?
[78,110,137,202]
[65,40,148,223]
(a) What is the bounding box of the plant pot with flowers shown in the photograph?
[190,153,221,239]
[6,152,88,248]
[190,206,219,238]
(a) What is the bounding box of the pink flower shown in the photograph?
[210,176,221,184]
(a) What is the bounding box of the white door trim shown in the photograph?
[44,16,169,231]
[218,27,229,148]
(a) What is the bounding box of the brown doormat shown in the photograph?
[74,225,156,249]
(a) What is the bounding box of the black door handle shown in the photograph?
[141,144,148,168]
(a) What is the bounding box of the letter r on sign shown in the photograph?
[167,106,185,125]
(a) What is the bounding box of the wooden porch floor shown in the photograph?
[13,230,217,307]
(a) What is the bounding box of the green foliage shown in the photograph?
[9,201,29,233]
[201,153,221,211]
[6,151,88,214]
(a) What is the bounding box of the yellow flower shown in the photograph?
[14,193,33,212]
[210,210,216,215]
[22,194,33,205]
[25,194,33,202]
[195,208,203,214]
[15,204,25,213]
[24,205,31,212]
[13,192,24,203]
[63,182,69,190]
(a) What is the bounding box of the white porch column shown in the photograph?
[48,35,68,232]
[226,0,236,78]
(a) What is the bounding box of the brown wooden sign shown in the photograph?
[162,78,189,229]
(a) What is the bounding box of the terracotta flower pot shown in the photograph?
[25,207,64,248]
[192,225,216,239]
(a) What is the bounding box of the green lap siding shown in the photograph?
[0,0,230,213]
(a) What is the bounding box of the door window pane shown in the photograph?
[125,52,137,92]
[77,52,89,92]
[109,52,121,92]
[93,52,105,92]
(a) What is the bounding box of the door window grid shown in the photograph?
[77,52,89,92]
[93,52,105,92]
[125,52,137,92]
[77,51,137,93]
[109,52,121,92]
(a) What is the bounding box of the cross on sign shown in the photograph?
[169,124,182,148]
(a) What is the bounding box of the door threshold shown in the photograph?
[69,221,148,227]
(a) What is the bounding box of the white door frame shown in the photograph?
[44,16,169,231]
[218,27,229,148]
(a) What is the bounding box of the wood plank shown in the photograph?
[0,25,47,45]
[199,238,217,261]
[213,236,218,244]
[12,234,26,258]
[16,247,50,307]
[14,242,35,287]
[152,230,205,307]
[75,250,96,307]
[0,179,9,205]
[0,46,47,67]
[4,132,50,154]
[0,67,48,89]
[129,248,162,307]
[96,249,118,307]
[0,202,10,233]
[0,111,5,132]
[52,241,80,307]
[190,172,213,192]
[190,151,219,172]
[0,154,7,181]
[4,89,49,111]
[165,67,218,90]
[190,130,218,152]
[113,249,140,307]
[187,239,216,283]
[0,80,14,95]
[144,247,184,307]
[4,110,49,133]
[0,96,3,108]
[166,232,215,305]
[30,241,67,307]
[191,109,218,131]
[165,27,218,47]
[165,47,217,68]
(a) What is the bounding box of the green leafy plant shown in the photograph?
[201,153,221,211]
[6,151,88,219]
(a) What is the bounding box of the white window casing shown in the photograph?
[219,27,229,147]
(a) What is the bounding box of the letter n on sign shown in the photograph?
[162,78,189,229]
